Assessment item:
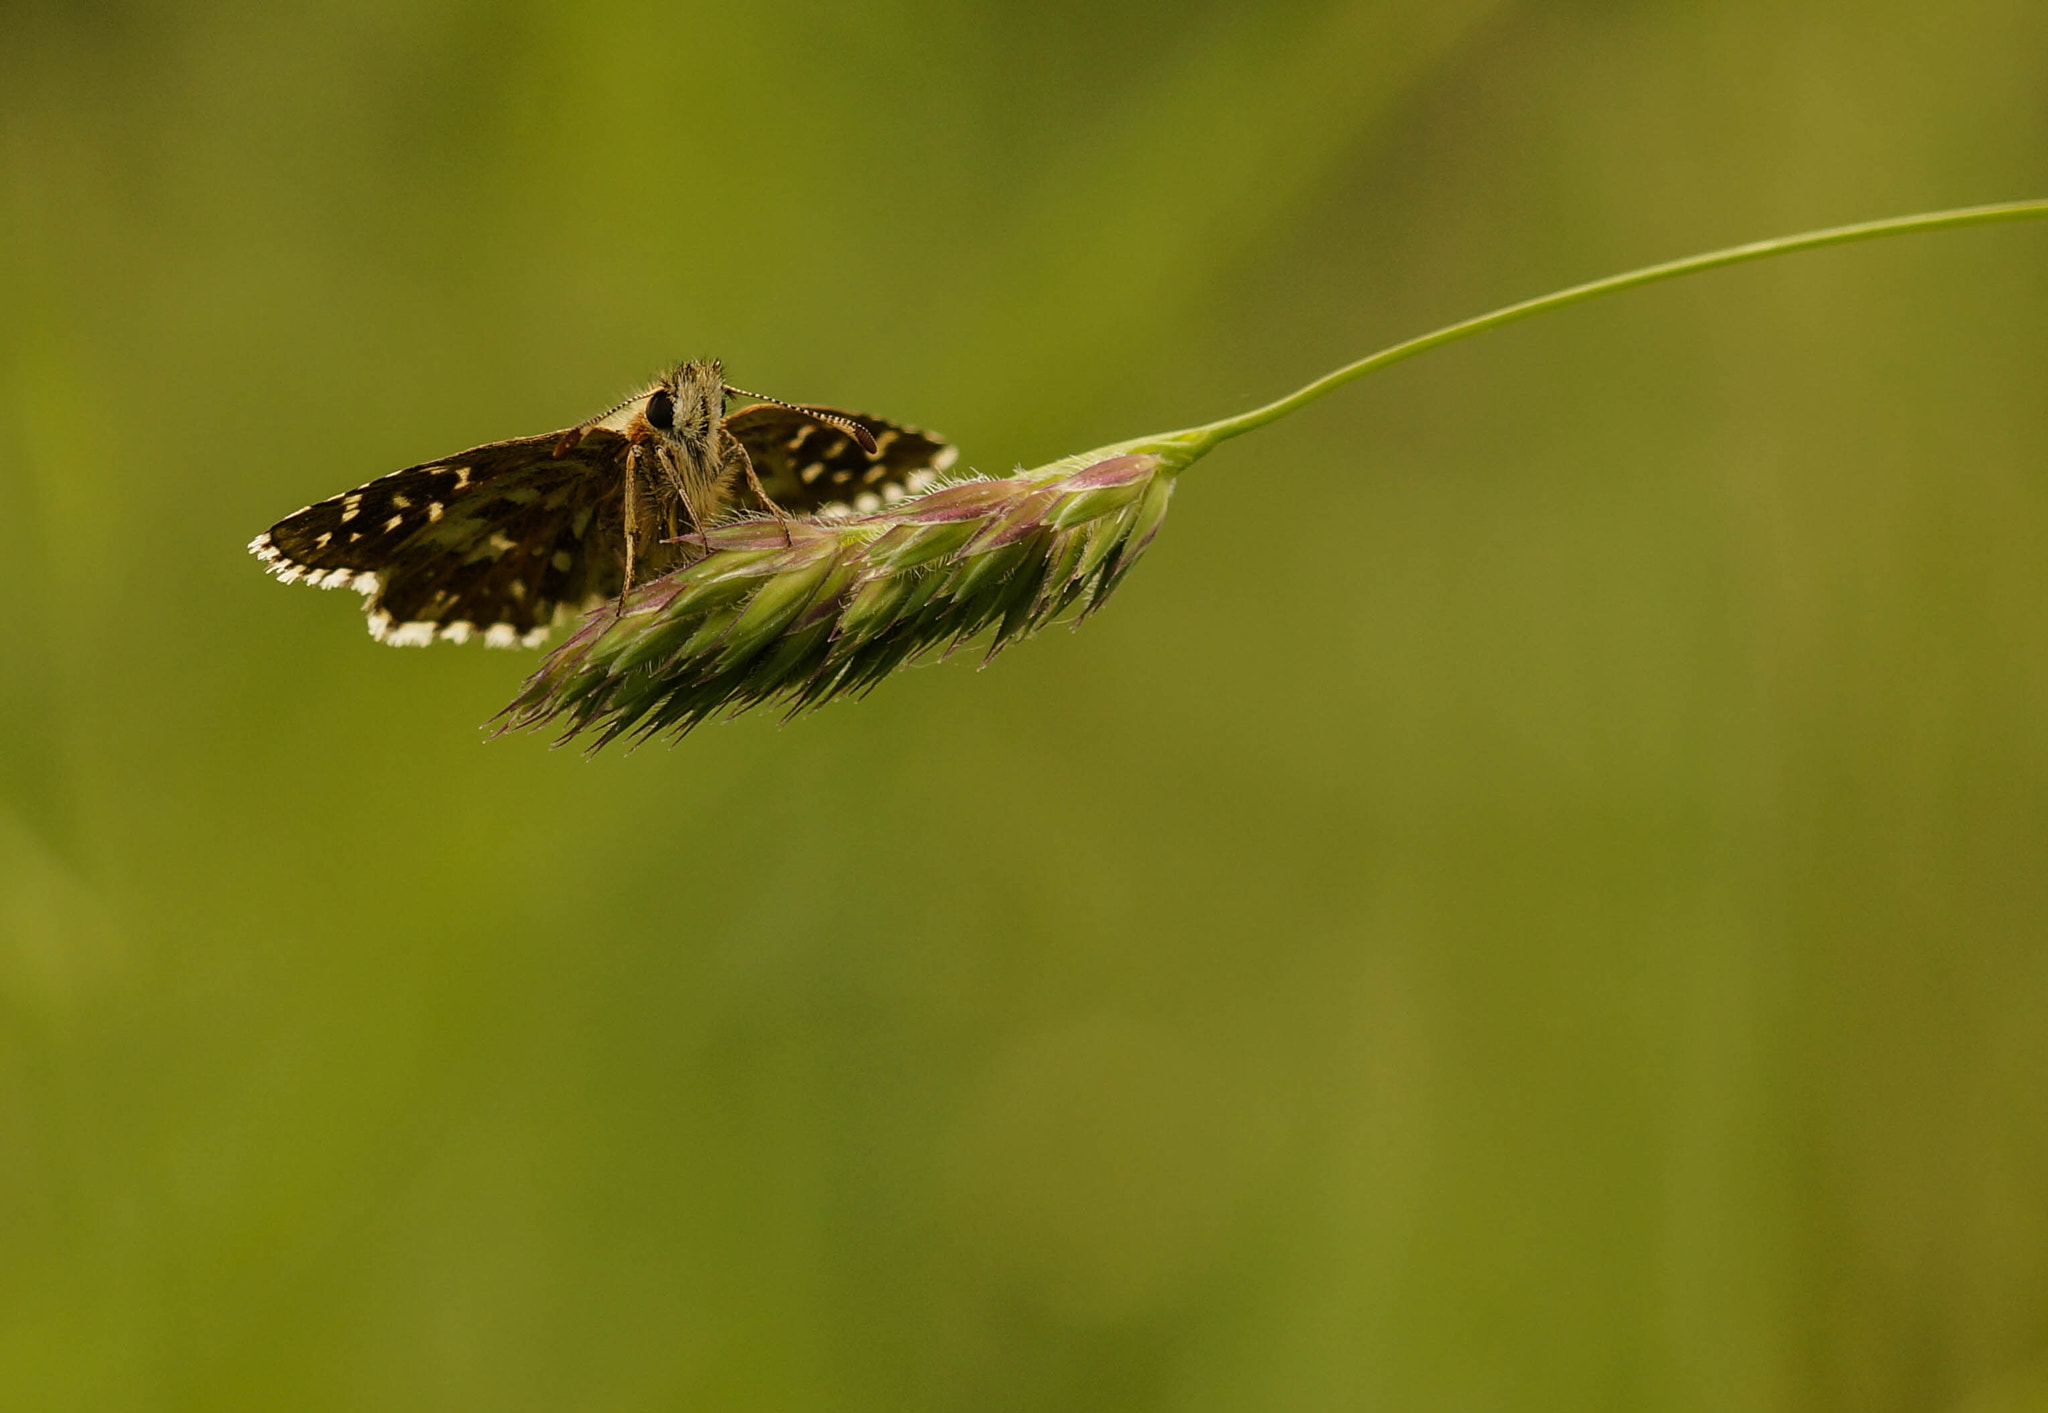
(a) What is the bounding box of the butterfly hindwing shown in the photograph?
[725,404,956,517]
[250,429,633,647]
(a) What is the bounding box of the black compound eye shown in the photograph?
[645,389,675,431]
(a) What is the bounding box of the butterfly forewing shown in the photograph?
[726,404,956,517]
[250,429,634,647]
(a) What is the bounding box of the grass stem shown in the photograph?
[1168,198,2048,457]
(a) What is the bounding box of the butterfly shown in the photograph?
[248,360,956,647]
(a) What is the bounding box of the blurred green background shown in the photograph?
[6,2,2048,1409]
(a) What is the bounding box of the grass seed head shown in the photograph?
[499,201,2048,749]
[499,452,1174,749]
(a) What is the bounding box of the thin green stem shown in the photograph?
[1173,198,2048,454]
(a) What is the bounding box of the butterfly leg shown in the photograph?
[725,437,792,546]
[737,440,790,544]
[617,445,640,619]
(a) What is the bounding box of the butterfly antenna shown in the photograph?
[554,390,647,454]
[724,385,879,454]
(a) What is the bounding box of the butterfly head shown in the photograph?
[642,360,727,448]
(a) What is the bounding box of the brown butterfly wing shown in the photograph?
[723,404,957,517]
[249,428,633,646]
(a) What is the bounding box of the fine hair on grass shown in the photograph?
[500,199,2048,750]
